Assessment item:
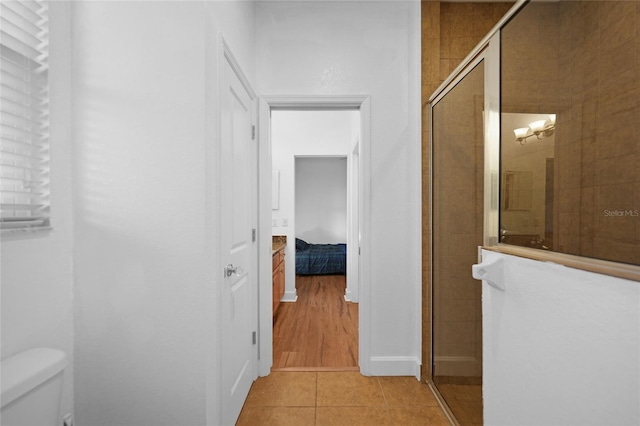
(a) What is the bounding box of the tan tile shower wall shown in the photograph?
[421,1,514,382]
[439,3,512,83]
[422,1,441,103]
[556,2,640,264]
[421,1,513,104]
[501,4,561,115]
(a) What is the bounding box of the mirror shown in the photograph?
[500,113,554,250]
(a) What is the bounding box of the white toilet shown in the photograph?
[1,348,67,426]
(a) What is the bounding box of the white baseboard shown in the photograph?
[369,356,421,379]
[281,290,297,302]
[344,288,358,303]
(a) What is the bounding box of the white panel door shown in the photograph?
[220,53,256,425]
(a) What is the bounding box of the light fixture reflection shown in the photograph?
[514,116,556,145]
[529,120,546,133]
[514,127,530,140]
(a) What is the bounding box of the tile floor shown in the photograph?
[236,371,451,425]
[437,384,482,426]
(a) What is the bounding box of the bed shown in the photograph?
[295,238,346,275]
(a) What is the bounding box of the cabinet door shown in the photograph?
[272,252,285,315]
[272,270,279,314]
[277,262,285,301]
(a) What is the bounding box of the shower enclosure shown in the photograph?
[428,0,639,424]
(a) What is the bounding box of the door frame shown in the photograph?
[346,138,360,303]
[257,95,372,376]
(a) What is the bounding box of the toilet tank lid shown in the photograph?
[1,348,67,408]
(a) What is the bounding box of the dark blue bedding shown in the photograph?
[295,238,346,275]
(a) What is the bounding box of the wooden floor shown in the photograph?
[273,275,358,370]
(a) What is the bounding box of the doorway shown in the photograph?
[271,112,357,370]
[256,96,372,377]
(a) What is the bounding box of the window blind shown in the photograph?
[0,0,49,229]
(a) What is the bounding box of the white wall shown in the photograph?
[258,0,422,375]
[271,110,354,300]
[482,250,640,426]
[71,1,255,425]
[295,158,347,244]
[0,1,75,419]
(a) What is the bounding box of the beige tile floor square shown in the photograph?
[236,407,316,426]
[243,372,317,408]
[378,376,440,407]
[237,372,452,425]
[316,407,392,426]
[437,384,483,426]
[317,372,386,407]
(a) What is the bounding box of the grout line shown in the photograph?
[377,377,389,407]
[272,366,359,372]
[315,371,318,425]
[377,377,394,426]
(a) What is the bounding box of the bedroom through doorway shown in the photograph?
[270,110,360,371]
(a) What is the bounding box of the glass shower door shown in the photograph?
[431,60,485,424]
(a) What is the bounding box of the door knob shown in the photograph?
[225,264,239,277]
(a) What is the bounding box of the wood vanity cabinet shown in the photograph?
[272,249,285,315]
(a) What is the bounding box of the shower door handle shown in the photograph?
[472,257,505,291]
